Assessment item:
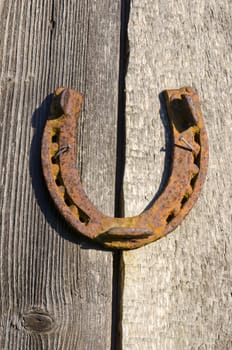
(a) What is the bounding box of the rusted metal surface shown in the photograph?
[41,86,208,249]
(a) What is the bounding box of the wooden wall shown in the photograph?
[0,1,120,349]
[122,1,232,349]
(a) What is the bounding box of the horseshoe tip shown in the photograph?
[49,87,83,118]
[54,86,67,96]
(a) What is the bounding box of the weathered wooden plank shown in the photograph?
[0,1,120,349]
[122,1,232,349]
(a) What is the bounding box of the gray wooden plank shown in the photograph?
[0,1,121,349]
[122,0,232,349]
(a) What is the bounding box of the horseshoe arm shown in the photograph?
[41,87,208,249]
[144,87,209,240]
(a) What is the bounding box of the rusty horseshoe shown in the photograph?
[41,86,208,249]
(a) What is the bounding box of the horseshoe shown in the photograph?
[41,86,208,249]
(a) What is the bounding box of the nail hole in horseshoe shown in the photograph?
[170,98,196,133]
[52,135,57,143]
[78,208,90,225]
[194,132,200,145]
[166,212,175,223]
[55,173,62,187]
[51,156,57,164]
[190,173,198,189]
[64,193,72,207]
[52,128,59,142]
[194,152,200,167]
[180,195,189,208]
[79,215,87,223]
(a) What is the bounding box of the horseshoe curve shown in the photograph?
[41,87,208,249]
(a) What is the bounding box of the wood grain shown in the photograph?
[0,1,120,349]
[122,1,232,349]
